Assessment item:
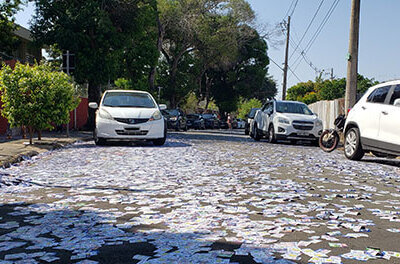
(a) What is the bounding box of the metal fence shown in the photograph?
[308,98,345,129]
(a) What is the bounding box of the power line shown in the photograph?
[290,0,341,73]
[289,0,299,17]
[285,0,296,19]
[269,57,284,71]
[304,0,341,54]
[289,0,325,61]
[288,66,303,83]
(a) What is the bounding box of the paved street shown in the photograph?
[0,132,399,264]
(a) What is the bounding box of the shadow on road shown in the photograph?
[360,157,400,168]
[0,202,280,263]
[68,140,192,149]
[171,132,252,143]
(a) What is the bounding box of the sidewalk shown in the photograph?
[0,131,92,168]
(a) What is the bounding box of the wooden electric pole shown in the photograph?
[282,16,291,101]
[345,0,361,115]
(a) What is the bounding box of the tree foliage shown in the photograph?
[287,75,379,104]
[237,98,262,119]
[0,0,23,57]
[32,0,159,128]
[0,62,79,144]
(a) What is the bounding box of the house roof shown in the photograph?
[13,25,33,42]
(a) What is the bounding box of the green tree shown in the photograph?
[237,98,262,119]
[0,62,79,144]
[0,0,23,57]
[157,0,256,108]
[210,32,276,113]
[287,74,379,104]
[32,0,158,129]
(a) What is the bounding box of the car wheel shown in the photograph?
[245,128,249,135]
[153,127,167,146]
[94,129,106,146]
[344,127,364,160]
[268,125,276,143]
[184,124,188,131]
[253,123,261,141]
[175,121,180,131]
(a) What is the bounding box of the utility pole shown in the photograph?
[345,0,361,115]
[330,68,334,80]
[282,16,291,101]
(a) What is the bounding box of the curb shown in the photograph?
[0,136,93,169]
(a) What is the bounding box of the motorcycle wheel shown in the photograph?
[319,130,339,152]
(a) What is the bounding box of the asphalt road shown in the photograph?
[0,131,399,264]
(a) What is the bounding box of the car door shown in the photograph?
[260,102,272,133]
[378,84,400,148]
[358,85,392,142]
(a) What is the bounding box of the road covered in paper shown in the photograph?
[0,132,400,263]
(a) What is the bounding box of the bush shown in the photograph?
[0,62,80,144]
[237,98,262,119]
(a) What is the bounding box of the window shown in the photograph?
[366,86,391,103]
[276,102,313,115]
[102,92,156,108]
[389,85,400,105]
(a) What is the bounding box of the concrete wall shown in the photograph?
[309,98,345,129]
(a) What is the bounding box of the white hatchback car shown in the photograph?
[252,100,323,144]
[344,81,400,160]
[89,90,167,146]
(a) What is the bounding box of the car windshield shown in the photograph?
[202,114,214,119]
[248,108,259,118]
[102,92,156,108]
[166,109,179,116]
[276,102,313,115]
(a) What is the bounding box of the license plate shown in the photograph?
[298,132,309,136]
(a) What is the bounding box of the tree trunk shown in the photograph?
[170,95,176,109]
[38,130,42,141]
[28,126,33,145]
[197,68,206,100]
[148,15,164,91]
[86,81,101,130]
[204,73,212,110]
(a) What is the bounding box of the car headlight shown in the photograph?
[278,117,290,124]
[316,120,323,127]
[149,110,162,121]
[170,116,178,121]
[99,109,113,120]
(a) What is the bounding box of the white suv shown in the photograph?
[344,81,400,160]
[252,100,323,144]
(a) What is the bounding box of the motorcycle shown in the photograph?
[319,114,346,152]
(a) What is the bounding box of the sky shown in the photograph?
[14,1,400,98]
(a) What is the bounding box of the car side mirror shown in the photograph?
[159,104,167,110]
[394,99,400,107]
[245,114,249,118]
[89,102,98,109]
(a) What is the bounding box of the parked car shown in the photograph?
[202,113,219,129]
[344,81,400,160]
[186,114,205,130]
[245,108,259,135]
[164,109,187,131]
[219,118,228,129]
[252,100,323,144]
[89,90,167,146]
[237,118,246,129]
